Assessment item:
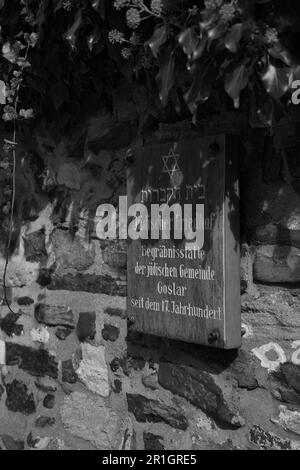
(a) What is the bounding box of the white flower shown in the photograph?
[114,0,128,10]
[220,3,236,22]
[121,47,132,59]
[204,0,223,9]
[265,28,279,45]
[150,0,163,16]
[108,29,125,44]
[126,8,141,29]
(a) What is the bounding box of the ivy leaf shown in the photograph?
[207,22,226,46]
[156,48,175,106]
[146,25,167,58]
[54,0,63,11]
[91,0,105,20]
[184,65,212,114]
[292,65,300,81]
[178,27,198,60]
[225,63,250,108]
[64,10,82,50]
[0,80,6,105]
[262,64,291,100]
[269,43,292,67]
[2,41,21,64]
[192,37,207,61]
[224,23,243,53]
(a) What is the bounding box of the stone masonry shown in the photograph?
[0,112,300,450]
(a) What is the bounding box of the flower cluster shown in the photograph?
[204,0,223,10]
[114,0,129,9]
[121,47,132,59]
[2,105,17,122]
[220,3,236,22]
[108,29,125,44]
[62,0,72,11]
[113,0,163,32]
[126,8,141,29]
[150,0,163,17]
[265,27,279,45]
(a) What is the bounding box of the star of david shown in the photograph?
[162,148,181,179]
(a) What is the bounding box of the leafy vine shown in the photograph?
[0,0,300,312]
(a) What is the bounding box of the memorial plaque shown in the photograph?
[127,135,240,349]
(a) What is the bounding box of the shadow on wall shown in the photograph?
[240,128,300,285]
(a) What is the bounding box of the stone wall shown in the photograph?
[0,112,299,451]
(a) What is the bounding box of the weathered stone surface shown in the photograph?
[17,296,34,306]
[158,363,244,428]
[0,285,12,306]
[55,327,73,340]
[48,273,126,296]
[254,245,300,283]
[193,438,240,451]
[62,359,77,384]
[35,416,55,428]
[272,405,300,436]
[113,379,122,393]
[119,418,136,450]
[103,245,127,270]
[26,432,50,450]
[34,378,57,393]
[61,392,122,449]
[142,373,159,391]
[43,394,55,409]
[51,229,95,271]
[57,163,81,190]
[272,363,300,404]
[6,343,58,379]
[76,312,96,342]
[255,224,300,249]
[1,435,24,450]
[76,343,109,397]
[24,229,47,262]
[35,303,74,328]
[242,286,300,343]
[229,350,259,390]
[122,356,146,376]
[5,380,36,415]
[249,425,300,450]
[102,324,119,342]
[127,394,188,430]
[104,306,127,319]
[279,363,300,394]
[143,432,164,450]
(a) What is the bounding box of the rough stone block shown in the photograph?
[76,343,109,397]
[35,303,74,328]
[76,312,96,342]
[127,393,188,430]
[6,343,58,379]
[158,362,244,428]
[23,229,47,262]
[5,380,36,415]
